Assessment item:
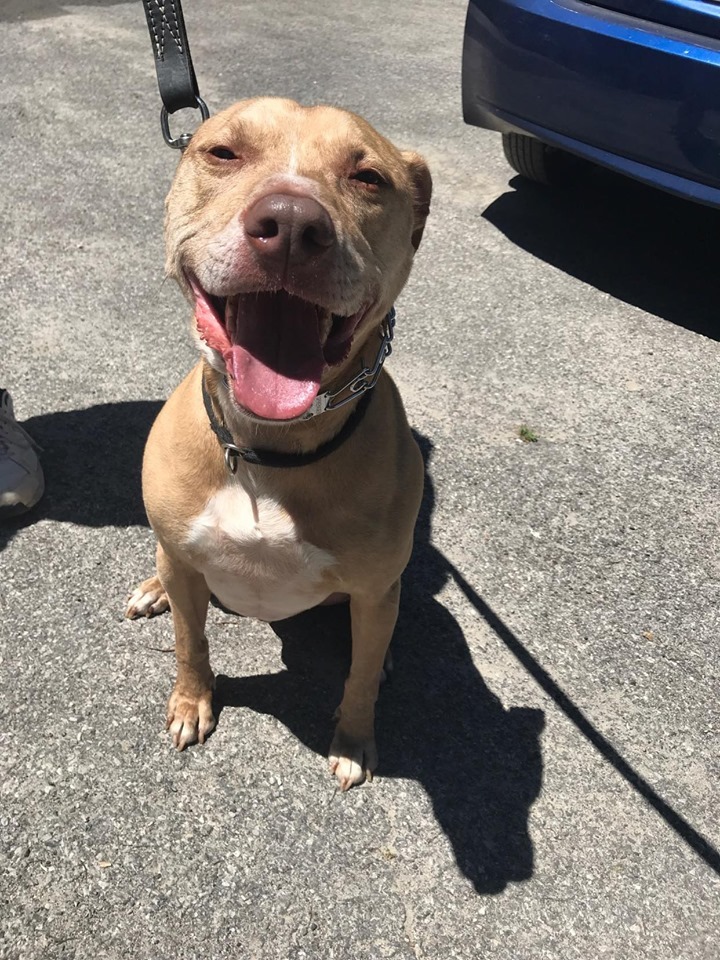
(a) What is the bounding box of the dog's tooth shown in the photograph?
[225,297,236,336]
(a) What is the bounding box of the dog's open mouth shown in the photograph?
[189,279,368,420]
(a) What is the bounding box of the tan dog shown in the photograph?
[126,98,431,790]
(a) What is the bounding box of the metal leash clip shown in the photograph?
[142,0,210,150]
[160,96,210,150]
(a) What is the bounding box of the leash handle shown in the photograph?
[141,0,210,148]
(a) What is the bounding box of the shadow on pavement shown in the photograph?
[0,400,160,554]
[2,397,545,891]
[449,562,720,877]
[215,433,546,894]
[482,166,720,341]
[4,401,718,883]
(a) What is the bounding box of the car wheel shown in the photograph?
[502,133,575,186]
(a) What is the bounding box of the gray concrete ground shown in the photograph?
[1,1,718,957]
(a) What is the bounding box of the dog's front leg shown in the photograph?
[330,580,400,790]
[157,543,215,750]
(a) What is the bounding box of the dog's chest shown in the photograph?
[186,484,335,621]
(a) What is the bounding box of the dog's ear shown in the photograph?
[401,151,432,251]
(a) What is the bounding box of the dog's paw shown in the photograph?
[166,685,216,751]
[329,727,378,791]
[126,576,170,619]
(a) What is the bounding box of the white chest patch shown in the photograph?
[186,484,336,622]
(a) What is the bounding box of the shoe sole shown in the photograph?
[0,474,44,521]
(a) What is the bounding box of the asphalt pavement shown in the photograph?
[1,1,718,958]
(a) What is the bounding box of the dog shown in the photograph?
[126,97,431,790]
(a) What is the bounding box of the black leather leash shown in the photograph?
[141,0,210,148]
[201,374,373,471]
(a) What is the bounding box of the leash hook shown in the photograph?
[160,96,210,150]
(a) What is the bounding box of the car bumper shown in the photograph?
[462,0,720,205]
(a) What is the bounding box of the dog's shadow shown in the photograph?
[2,400,545,893]
[216,433,545,895]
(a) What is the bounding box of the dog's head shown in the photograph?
[165,97,431,422]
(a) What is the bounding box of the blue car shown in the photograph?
[462,0,720,206]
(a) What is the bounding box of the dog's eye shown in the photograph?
[350,169,386,188]
[208,146,238,161]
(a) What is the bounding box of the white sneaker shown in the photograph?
[0,389,44,519]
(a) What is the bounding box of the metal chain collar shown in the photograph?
[299,307,396,420]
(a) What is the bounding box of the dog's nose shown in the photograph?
[244,193,336,265]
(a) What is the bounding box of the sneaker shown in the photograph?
[0,389,44,519]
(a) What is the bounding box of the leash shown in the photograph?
[201,374,374,472]
[141,0,210,149]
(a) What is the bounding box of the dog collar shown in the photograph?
[298,307,395,420]
[202,379,373,471]
[201,307,395,471]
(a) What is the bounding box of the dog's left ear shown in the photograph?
[401,151,432,252]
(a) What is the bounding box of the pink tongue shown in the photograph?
[225,292,324,420]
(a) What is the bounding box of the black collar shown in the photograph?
[201,373,373,470]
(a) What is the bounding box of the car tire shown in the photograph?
[502,133,573,186]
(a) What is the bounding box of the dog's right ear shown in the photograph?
[401,152,432,252]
